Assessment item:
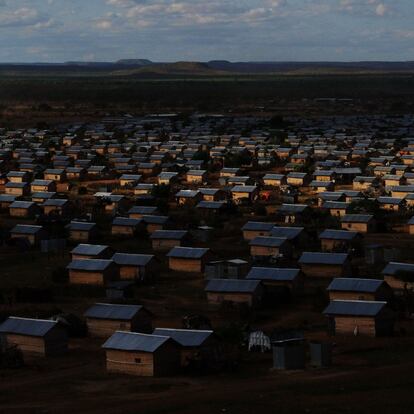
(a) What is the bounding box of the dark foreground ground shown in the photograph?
[1,334,414,414]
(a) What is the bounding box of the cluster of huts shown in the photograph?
[1,113,414,375]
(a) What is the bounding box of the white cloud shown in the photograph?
[375,3,387,16]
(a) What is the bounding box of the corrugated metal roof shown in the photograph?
[323,201,350,209]
[231,185,257,193]
[167,246,209,259]
[84,303,143,320]
[341,214,373,223]
[10,201,35,209]
[0,317,57,337]
[382,261,414,275]
[153,328,213,347]
[249,236,287,247]
[299,252,348,265]
[327,278,384,293]
[319,229,358,241]
[176,190,199,198]
[71,244,109,256]
[102,331,171,352]
[67,259,113,271]
[11,224,43,234]
[142,215,168,224]
[246,267,299,281]
[128,206,158,215]
[197,201,226,209]
[205,279,260,293]
[323,300,386,316]
[242,221,275,231]
[112,217,142,227]
[278,204,308,213]
[67,221,96,231]
[270,226,304,239]
[150,230,187,240]
[112,253,153,266]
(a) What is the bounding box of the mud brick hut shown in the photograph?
[66,221,98,242]
[277,204,310,224]
[67,259,118,285]
[262,173,286,187]
[6,170,30,183]
[10,224,48,246]
[323,300,394,337]
[9,200,37,218]
[382,261,414,293]
[246,267,303,295]
[298,252,352,282]
[71,244,112,260]
[205,279,263,307]
[102,331,180,377]
[141,215,169,234]
[44,168,66,182]
[167,246,210,273]
[111,217,143,236]
[153,328,215,367]
[0,317,68,357]
[5,181,29,196]
[84,303,152,337]
[128,205,159,219]
[249,236,292,259]
[112,253,156,282]
[242,221,275,241]
[340,214,375,233]
[42,198,70,216]
[30,179,56,193]
[150,230,188,251]
[323,201,350,217]
[327,278,394,302]
[231,185,258,204]
[176,190,203,206]
[319,229,361,253]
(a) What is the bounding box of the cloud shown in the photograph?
[375,3,387,16]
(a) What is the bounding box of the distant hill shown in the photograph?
[206,60,414,74]
[113,61,224,76]
[1,60,414,77]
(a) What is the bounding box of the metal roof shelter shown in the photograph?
[167,247,209,259]
[323,300,387,316]
[327,278,384,293]
[71,244,109,256]
[278,204,308,213]
[270,226,304,240]
[382,262,414,275]
[299,252,349,265]
[205,279,261,293]
[319,229,359,241]
[102,331,172,352]
[84,303,144,320]
[128,206,158,215]
[242,221,275,232]
[112,253,154,266]
[67,221,96,231]
[150,230,187,240]
[246,267,300,281]
[341,214,374,223]
[112,217,142,227]
[11,224,43,234]
[0,317,58,337]
[249,236,288,247]
[152,328,213,347]
[67,259,114,271]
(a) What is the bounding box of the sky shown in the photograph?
[0,0,414,62]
